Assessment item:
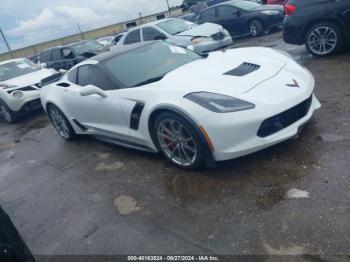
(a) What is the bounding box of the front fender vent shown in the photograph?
[224,62,260,77]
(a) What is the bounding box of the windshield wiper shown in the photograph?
[134,75,165,87]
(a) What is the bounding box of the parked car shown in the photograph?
[177,12,197,22]
[267,0,286,5]
[196,0,284,37]
[283,0,350,57]
[117,18,233,55]
[97,32,127,47]
[0,58,57,123]
[26,54,40,64]
[97,35,115,46]
[39,40,109,71]
[41,41,320,170]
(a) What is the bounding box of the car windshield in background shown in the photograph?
[156,19,193,35]
[233,1,261,10]
[0,59,40,82]
[71,40,103,55]
[102,42,202,88]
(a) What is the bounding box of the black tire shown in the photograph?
[305,22,344,57]
[47,104,76,141]
[0,101,17,123]
[249,19,264,37]
[153,112,206,170]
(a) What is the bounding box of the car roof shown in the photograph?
[126,18,181,31]
[89,42,156,63]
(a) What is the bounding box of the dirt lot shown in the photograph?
[0,32,349,258]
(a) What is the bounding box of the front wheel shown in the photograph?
[47,104,76,140]
[249,20,264,37]
[153,112,206,170]
[305,22,344,57]
[0,101,17,123]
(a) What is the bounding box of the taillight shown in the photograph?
[285,4,296,16]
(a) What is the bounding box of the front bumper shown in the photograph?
[204,94,321,162]
[4,90,41,112]
[190,36,233,55]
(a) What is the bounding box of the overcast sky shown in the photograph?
[0,0,183,54]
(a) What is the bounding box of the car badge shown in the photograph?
[286,79,300,88]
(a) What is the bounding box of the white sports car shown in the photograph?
[0,58,57,123]
[41,42,321,169]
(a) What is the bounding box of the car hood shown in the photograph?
[177,23,223,37]
[158,47,287,95]
[0,68,55,89]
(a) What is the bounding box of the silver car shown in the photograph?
[117,18,233,54]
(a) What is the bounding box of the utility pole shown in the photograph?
[165,0,172,15]
[139,12,142,25]
[77,22,85,40]
[0,28,14,58]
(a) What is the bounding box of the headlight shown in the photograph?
[184,92,255,113]
[12,91,24,99]
[261,10,280,15]
[273,49,294,60]
[191,37,212,45]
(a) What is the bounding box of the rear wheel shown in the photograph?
[305,22,344,57]
[153,112,205,170]
[47,104,76,140]
[0,101,17,123]
[249,20,264,37]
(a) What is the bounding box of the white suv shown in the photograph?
[0,58,57,123]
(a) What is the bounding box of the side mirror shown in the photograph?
[79,85,107,98]
[59,69,67,74]
[41,63,47,68]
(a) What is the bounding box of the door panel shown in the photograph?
[216,5,245,36]
[63,65,131,140]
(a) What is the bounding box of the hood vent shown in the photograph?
[224,62,260,77]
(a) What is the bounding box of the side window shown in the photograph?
[124,29,141,45]
[113,35,123,44]
[142,27,166,41]
[199,8,216,21]
[77,65,115,90]
[67,68,78,83]
[51,49,62,61]
[40,51,50,63]
[62,48,75,59]
[217,6,237,18]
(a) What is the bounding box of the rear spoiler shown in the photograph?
[40,73,63,87]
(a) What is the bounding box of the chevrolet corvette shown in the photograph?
[41,42,321,169]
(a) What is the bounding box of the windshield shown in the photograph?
[98,36,113,43]
[156,19,194,35]
[0,59,40,82]
[71,40,103,55]
[101,42,201,88]
[233,1,261,10]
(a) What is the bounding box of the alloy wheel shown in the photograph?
[250,23,258,36]
[307,26,338,56]
[0,104,12,123]
[49,106,70,139]
[156,119,197,167]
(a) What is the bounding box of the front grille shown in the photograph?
[211,32,225,41]
[224,62,260,77]
[257,95,313,138]
[7,86,37,94]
